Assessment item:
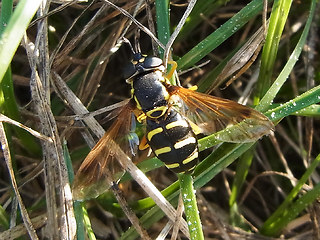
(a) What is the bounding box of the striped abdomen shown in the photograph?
[146,109,199,173]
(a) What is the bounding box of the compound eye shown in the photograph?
[123,62,137,79]
[143,56,163,69]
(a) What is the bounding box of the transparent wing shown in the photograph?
[168,85,274,143]
[72,99,139,200]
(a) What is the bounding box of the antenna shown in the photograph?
[121,37,136,54]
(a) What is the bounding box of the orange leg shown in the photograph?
[139,135,149,150]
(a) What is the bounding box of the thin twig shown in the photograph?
[26,14,77,236]
[156,221,173,240]
[0,114,52,142]
[0,123,39,240]
[0,214,47,239]
[170,194,184,240]
[110,182,151,240]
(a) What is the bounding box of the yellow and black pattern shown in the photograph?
[146,109,199,173]
[124,53,200,173]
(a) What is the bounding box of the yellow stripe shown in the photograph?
[165,120,189,129]
[165,163,180,169]
[154,146,171,156]
[187,165,197,172]
[189,120,202,135]
[182,151,198,165]
[174,137,196,149]
[147,127,163,141]
[179,164,197,174]
[146,105,167,118]
[134,95,142,110]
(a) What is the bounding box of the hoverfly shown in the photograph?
[72,49,274,200]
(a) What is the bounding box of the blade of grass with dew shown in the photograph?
[178,173,204,240]
[268,103,320,117]
[0,0,13,34]
[291,104,320,117]
[254,0,293,103]
[261,152,320,236]
[0,0,42,155]
[176,0,273,71]
[266,86,320,122]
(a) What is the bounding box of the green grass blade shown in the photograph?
[254,0,293,103]
[266,85,320,122]
[229,147,254,227]
[257,0,314,112]
[155,0,170,53]
[292,104,320,117]
[179,173,204,240]
[0,0,13,34]
[156,4,204,239]
[0,0,42,81]
[0,204,9,230]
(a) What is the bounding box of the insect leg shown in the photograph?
[166,60,178,79]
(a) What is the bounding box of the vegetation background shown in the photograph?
[0,0,319,239]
